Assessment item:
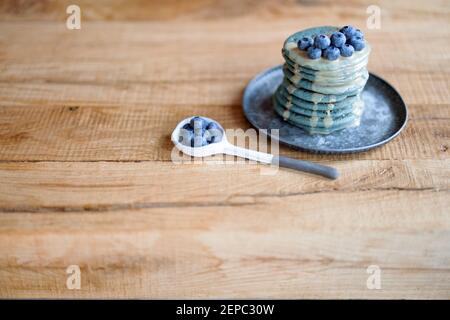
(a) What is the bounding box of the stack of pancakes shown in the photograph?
[274,26,371,134]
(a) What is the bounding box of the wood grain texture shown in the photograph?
[0,0,449,298]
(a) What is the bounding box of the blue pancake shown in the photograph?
[283,63,366,86]
[274,87,358,118]
[281,79,361,103]
[274,89,364,124]
[284,67,369,95]
[282,52,370,79]
[276,85,359,111]
[278,114,360,135]
[280,52,317,75]
[273,95,363,134]
[282,63,316,82]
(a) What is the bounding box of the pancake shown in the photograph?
[274,87,358,118]
[284,67,369,95]
[283,62,366,85]
[276,85,359,111]
[273,96,363,134]
[281,79,361,103]
[283,52,370,79]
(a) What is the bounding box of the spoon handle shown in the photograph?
[224,145,339,179]
[272,156,339,180]
[224,145,273,163]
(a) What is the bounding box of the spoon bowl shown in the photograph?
[171,116,227,157]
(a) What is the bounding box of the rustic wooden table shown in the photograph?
[0,0,449,299]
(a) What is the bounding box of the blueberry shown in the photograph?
[193,135,207,147]
[203,129,211,141]
[323,46,340,61]
[339,25,356,40]
[354,29,364,38]
[206,128,223,143]
[178,128,193,146]
[314,34,331,49]
[193,119,203,130]
[194,127,205,136]
[297,36,313,50]
[330,32,346,48]
[307,46,322,59]
[194,136,203,147]
[189,116,206,130]
[349,36,365,51]
[206,121,220,131]
[191,116,206,136]
[182,123,193,131]
[339,43,354,57]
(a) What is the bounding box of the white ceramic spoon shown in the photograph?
[171,116,339,179]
